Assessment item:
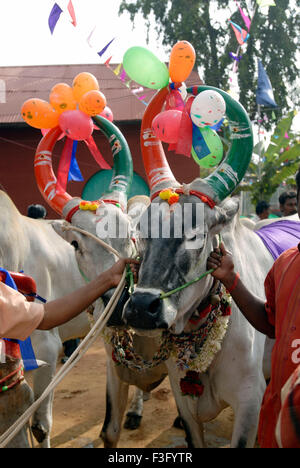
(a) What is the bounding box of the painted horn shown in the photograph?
[187,85,253,203]
[141,85,253,203]
[141,87,179,194]
[92,115,133,208]
[34,116,133,217]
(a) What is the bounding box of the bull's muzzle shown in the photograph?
[122,291,168,330]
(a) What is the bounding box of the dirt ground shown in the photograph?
[30,339,234,449]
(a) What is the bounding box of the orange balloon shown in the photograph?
[72,72,99,102]
[78,90,107,116]
[169,40,196,83]
[49,83,77,114]
[21,99,59,129]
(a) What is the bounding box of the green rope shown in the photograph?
[78,266,90,284]
[159,269,214,300]
[126,264,135,295]
[159,234,222,300]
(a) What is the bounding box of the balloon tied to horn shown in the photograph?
[122,40,253,204]
[25,72,133,219]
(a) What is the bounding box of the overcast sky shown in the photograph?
[0,0,168,66]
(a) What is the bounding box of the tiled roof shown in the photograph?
[0,63,202,124]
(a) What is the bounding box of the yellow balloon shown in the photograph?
[49,83,77,114]
[79,90,107,116]
[21,99,59,129]
[72,72,99,102]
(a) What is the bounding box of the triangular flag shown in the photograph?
[97,38,115,57]
[120,69,127,82]
[256,0,276,7]
[236,1,252,30]
[48,3,63,34]
[87,26,96,47]
[104,56,112,67]
[113,63,122,76]
[256,59,277,108]
[284,132,289,139]
[67,0,77,27]
[229,21,250,45]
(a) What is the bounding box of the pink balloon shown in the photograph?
[100,106,114,122]
[58,110,94,141]
[152,110,182,144]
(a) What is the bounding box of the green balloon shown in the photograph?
[123,47,169,90]
[191,127,223,168]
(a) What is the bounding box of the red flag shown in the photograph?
[68,0,77,27]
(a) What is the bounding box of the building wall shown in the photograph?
[0,122,200,218]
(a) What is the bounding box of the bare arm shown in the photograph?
[207,243,275,338]
[37,258,139,331]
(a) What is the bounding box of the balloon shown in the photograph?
[165,89,185,111]
[72,72,99,102]
[151,110,182,144]
[100,105,113,122]
[190,90,226,128]
[59,110,93,141]
[49,83,77,114]
[169,41,196,83]
[21,98,59,129]
[41,128,64,140]
[79,90,106,116]
[191,126,223,168]
[123,46,169,89]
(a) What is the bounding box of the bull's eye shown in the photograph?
[71,240,79,250]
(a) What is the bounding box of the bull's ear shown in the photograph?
[208,197,240,235]
[127,196,150,229]
[51,220,70,242]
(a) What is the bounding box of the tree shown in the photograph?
[237,111,300,205]
[119,0,300,122]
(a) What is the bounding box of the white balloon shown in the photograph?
[190,90,226,128]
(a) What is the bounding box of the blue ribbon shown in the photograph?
[0,268,38,371]
[68,140,84,182]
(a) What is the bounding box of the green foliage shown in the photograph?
[240,112,300,205]
[119,0,300,121]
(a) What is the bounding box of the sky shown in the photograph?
[0,0,168,67]
[0,0,298,132]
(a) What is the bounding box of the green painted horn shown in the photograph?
[92,115,133,201]
[187,85,253,202]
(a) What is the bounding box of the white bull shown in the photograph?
[0,191,148,447]
[32,116,168,448]
[120,84,282,448]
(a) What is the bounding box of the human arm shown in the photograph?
[37,258,139,331]
[207,243,275,338]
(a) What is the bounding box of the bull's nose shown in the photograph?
[123,291,167,329]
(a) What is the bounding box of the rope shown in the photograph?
[159,234,222,299]
[0,269,126,448]
[60,222,122,258]
[160,269,214,299]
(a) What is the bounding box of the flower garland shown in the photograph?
[102,286,232,377]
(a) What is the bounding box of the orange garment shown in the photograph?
[0,282,44,341]
[258,245,300,448]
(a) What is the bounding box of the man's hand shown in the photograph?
[207,242,235,283]
[107,258,140,288]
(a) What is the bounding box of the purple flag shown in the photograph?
[97,38,115,57]
[48,3,63,34]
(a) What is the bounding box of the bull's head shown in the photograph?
[123,86,253,334]
[34,116,146,323]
